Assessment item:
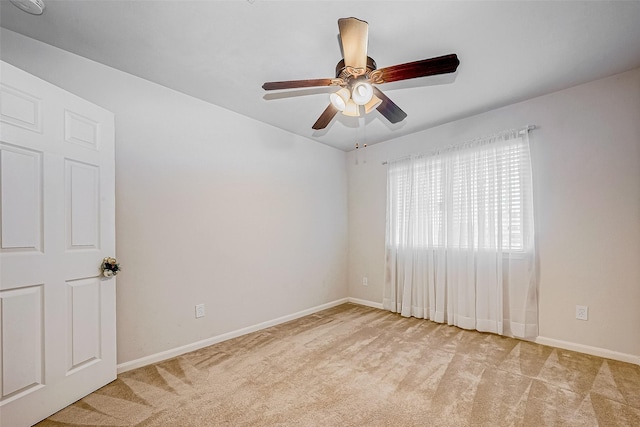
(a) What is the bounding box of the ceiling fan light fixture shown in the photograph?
[329,87,350,111]
[364,94,382,114]
[261,17,460,130]
[351,81,373,105]
[342,99,360,117]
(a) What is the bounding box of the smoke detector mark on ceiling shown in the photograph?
[10,0,45,15]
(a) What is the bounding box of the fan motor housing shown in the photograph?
[335,56,377,79]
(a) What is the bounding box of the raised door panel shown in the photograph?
[0,144,43,252]
[0,285,44,401]
[65,160,100,250]
[0,84,42,133]
[64,110,99,150]
[67,278,101,373]
[0,143,47,290]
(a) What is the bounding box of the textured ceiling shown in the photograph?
[2,1,640,151]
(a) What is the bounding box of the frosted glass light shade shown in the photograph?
[329,88,350,111]
[364,94,382,113]
[351,81,374,105]
[343,99,360,117]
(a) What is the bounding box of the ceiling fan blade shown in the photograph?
[312,104,339,130]
[373,54,460,84]
[263,78,335,91]
[338,17,368,71]
[373,87,407,124]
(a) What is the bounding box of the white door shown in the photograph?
[0,61,116,427]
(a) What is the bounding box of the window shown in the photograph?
[386,129,534,253]
[383,128,538,338]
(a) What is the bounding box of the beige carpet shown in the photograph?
[37,303,640,426]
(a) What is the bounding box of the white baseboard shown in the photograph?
[118,297,639,373]
[534,336,640,366]
[117,297,349,374]
[346,299,640,366]
[347,297,384,310]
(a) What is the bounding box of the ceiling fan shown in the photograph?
[262,17,460,130]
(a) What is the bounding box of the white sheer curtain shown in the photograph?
[383,128,537,338]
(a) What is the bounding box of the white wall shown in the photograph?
[347,68,640,359]
[1,29,348,365]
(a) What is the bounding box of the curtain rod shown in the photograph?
[381,125,537,165]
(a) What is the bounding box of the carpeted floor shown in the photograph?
[37,303,640,426]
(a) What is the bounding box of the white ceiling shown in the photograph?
[2,1,640,151]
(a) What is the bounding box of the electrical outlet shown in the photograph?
[195,303,205,318]
[576,305,588,321]
[362,277,368,286]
